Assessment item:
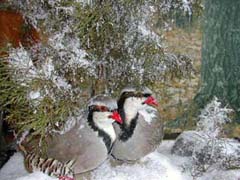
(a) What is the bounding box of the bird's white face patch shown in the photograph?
[93,111,113,123]
[123,96,147,125]
[92,111,116,142]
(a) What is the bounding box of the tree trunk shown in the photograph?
[194,0,240,122]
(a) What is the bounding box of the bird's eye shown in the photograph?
[89,105,109,112]
[99,106,108,112]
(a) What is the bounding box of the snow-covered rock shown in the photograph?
[172,131,240,155]
[199,169,240,180]
[172,130,240,170]
[171,131,208,156]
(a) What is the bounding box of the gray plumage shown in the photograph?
[120,86,152,95]
[111,86,164,161]
[46,95,119,174]
[88,95,118,111]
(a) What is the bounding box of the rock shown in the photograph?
[171,131,208,156]
[199,169,240,180]
[171,131,240,170]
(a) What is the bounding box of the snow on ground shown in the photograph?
[0,153,27,180]
[16,172,57,180]
[91,141,191,180]
[199,169,240,180]
[0,141,240,180]
[0,153,56,180]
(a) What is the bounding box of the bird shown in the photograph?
[45,95,122,175]
[18,143,75,179]
[111,86,164,162]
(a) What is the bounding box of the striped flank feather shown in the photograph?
[19,143,75,179]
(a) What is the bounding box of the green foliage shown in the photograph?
[75,1,165,95]
[0,60,31,129]
[0,59,78,142]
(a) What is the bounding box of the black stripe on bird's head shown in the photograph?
[118,86,156,109]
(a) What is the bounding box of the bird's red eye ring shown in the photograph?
[89,105,110,112]
[99,106,108,112]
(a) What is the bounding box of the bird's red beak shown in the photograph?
[144,96,158,106]
[109,111,123,124]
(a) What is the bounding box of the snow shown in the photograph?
[0,153,28,180]
[224,139,240,154]
[1,141,240,180]
[29,91,41,100]
[91,147,189,180]
[16,172,57,180]
[0,153,57,180]
[182,0,192,15]
[199,169,240,180]
[48,33,91,69]
[8,47,72,91]
[197,97,233,138]
[8,47,32,69]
